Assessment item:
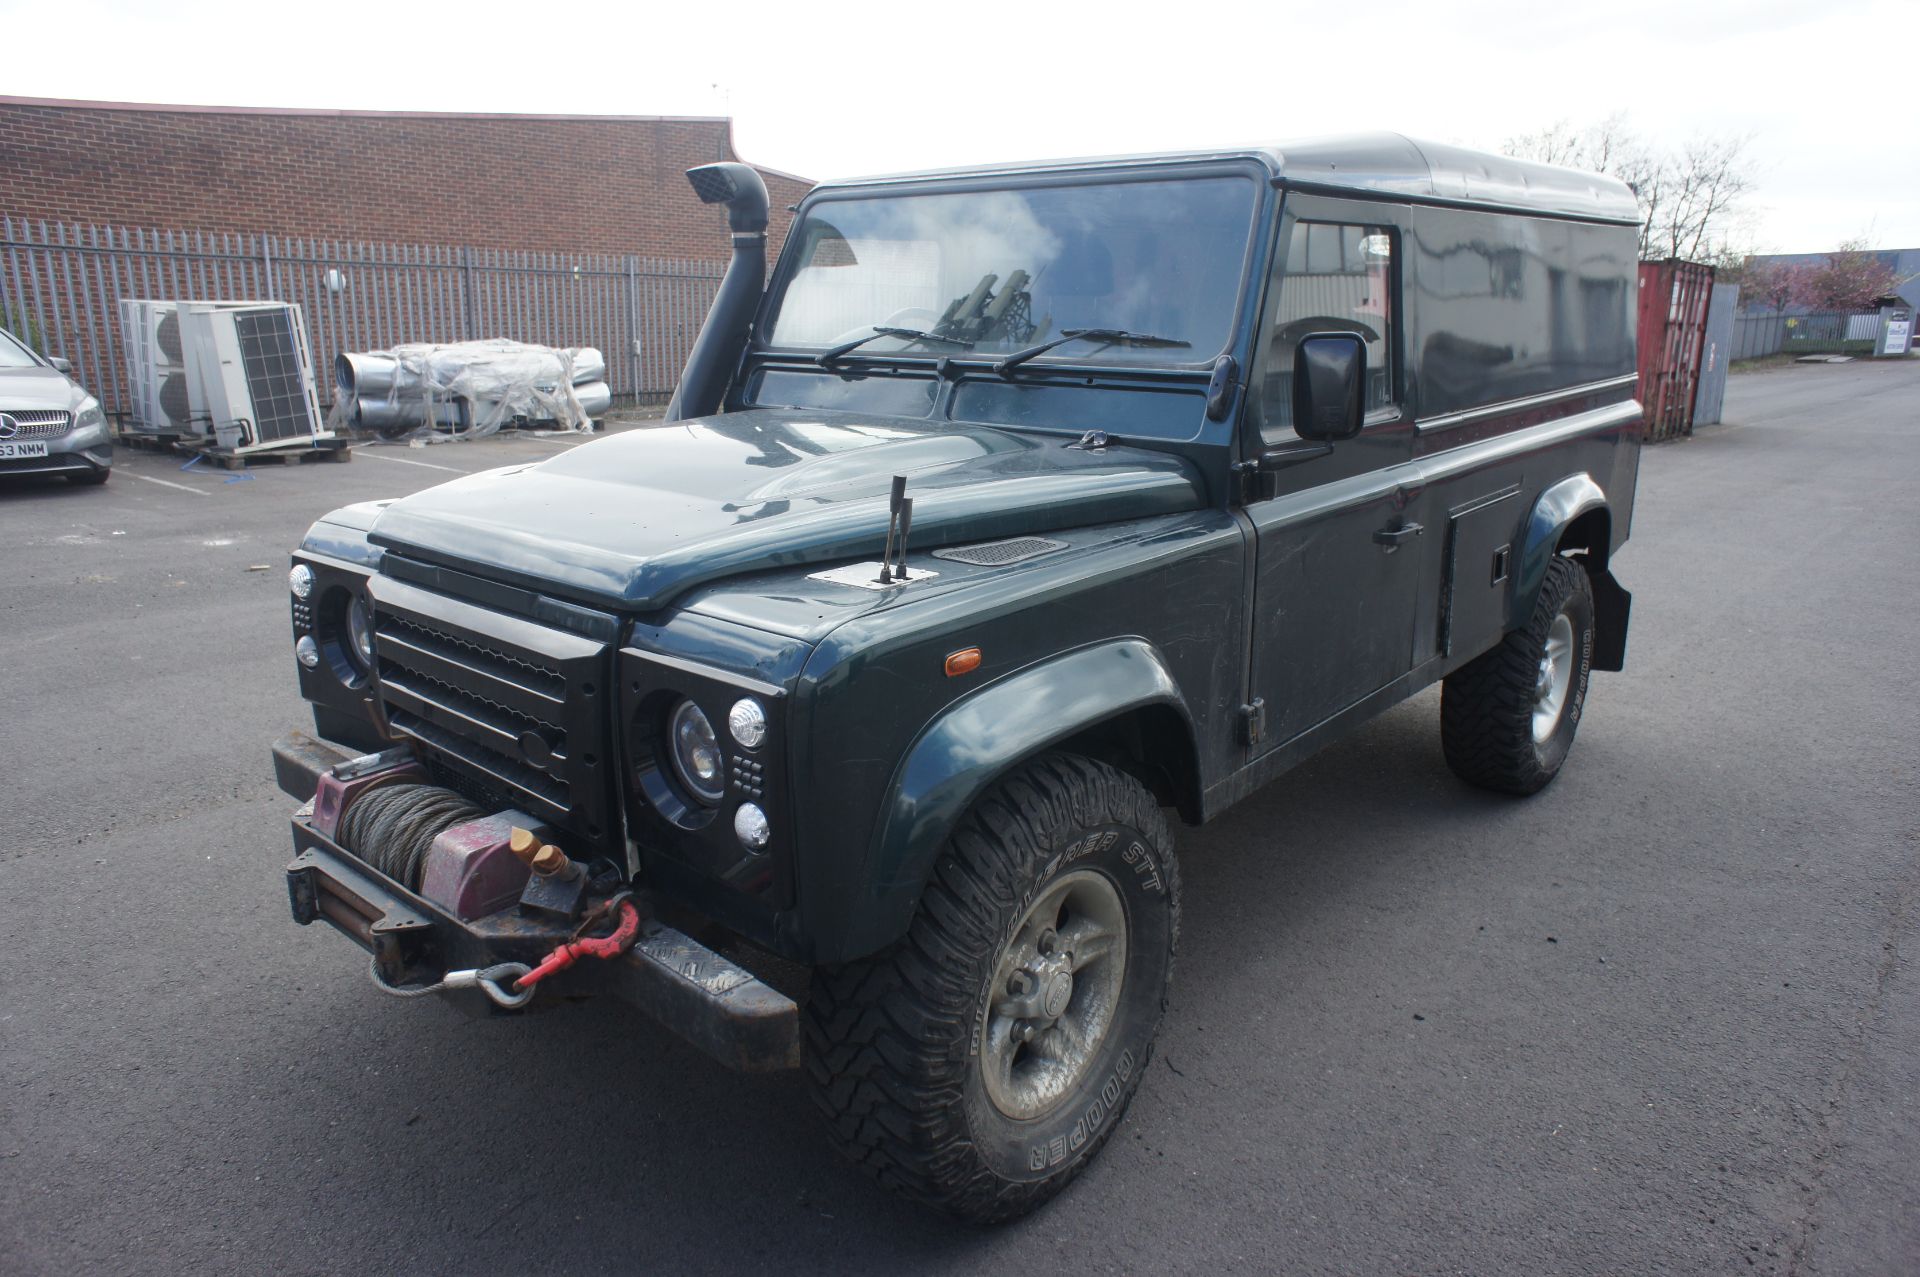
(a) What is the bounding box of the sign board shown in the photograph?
[1880,312,1912,357]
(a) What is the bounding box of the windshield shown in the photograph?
[764,176,1258,368]
[0,329,44,369]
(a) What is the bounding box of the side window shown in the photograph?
[1253,221,1396,442]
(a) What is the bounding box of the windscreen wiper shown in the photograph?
[992,328,1190,376]
[817,326,975,365]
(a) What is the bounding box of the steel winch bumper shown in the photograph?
[273,731,801,1072]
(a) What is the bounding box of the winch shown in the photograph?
[304,745,641,1010]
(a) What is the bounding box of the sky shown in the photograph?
[4,0,1914,253]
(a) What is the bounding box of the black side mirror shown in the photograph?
[1292,333,1366,441]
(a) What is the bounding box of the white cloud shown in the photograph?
[5,0,1914,251]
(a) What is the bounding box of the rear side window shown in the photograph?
[1253,222,1396,442]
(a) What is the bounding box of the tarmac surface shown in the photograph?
[2,362,1916,1275]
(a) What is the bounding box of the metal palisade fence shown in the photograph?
[1730,309,1896,362]
[0,215,726,417]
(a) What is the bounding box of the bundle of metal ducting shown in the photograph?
[330,339,610,441]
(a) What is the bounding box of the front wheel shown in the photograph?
[1441,555,1595,794]
[804,754,1180,1223]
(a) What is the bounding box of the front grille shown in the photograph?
[0,409,73,440]
[379,612,565,698]
[367,576,613,842]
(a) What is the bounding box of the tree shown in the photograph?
[1502,116,1757,262]
[1723,256,1799,312]
[1791,240,1908,312]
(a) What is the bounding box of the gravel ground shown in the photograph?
[1,363,1915,1275]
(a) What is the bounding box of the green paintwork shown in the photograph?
[364,409,1206,611]
[861,638,1193,947]
[1517,472,1610,621]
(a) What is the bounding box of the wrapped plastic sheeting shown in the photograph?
[574,381,613,416]
[328,340,607,442]
[570,347,607,385]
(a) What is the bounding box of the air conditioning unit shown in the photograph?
[177,301,329,453]
[121,298,280,438]
[119,300,194,436]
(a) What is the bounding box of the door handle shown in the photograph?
[1373,521,1424,551]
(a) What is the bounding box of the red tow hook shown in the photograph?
[514,898,642,991]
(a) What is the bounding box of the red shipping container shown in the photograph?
[1637,259,1716,442]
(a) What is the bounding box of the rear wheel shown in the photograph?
[1442,555,1595,794]
[804,753,1179,1222]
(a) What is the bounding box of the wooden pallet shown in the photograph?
[184,438,353,470]
[114,431,190,453]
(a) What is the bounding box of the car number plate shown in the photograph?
[0,441,50,459]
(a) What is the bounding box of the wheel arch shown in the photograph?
[1516,473,1629,672]
[847,638,1199,960]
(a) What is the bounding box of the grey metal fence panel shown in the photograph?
[1731,309,1887,361]
[1693,283,1738,427]
[1732,312,1785,361]
[0,216,726,418]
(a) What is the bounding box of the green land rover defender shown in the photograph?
[276,134,1641,1221]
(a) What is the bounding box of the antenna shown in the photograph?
[893,498,914,582]
[877,475,907,583]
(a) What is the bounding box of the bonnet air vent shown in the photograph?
[932,536,1069,567]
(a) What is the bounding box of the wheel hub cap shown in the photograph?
[979,868,1128,1121]
[1042,970,1074,1019]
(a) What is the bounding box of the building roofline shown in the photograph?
[0,94,731,126]
[0,95,814,184]
[720,119,812,186]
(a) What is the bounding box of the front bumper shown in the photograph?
[274,731,801,1071]
[0,442,112,478]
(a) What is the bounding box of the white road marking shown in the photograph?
[357,451,467,473]
[129,473,211,496]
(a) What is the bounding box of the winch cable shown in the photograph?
[367,957,536,1010]
[336,782,482,891]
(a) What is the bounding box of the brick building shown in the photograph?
[0,96,811,260]
[0,97,814,410]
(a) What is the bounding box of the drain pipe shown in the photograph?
[665,163,770,422]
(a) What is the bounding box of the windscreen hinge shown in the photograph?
[1230,456,1267,504]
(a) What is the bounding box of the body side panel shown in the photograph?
[785,511,1245,961]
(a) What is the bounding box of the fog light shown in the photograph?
[289,564,314,599]
[296,635,321,668]
[734,802,771,851]
[728,697,767,748]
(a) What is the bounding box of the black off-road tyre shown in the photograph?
[804,753,1180,1223]
[1442,555,1595,795]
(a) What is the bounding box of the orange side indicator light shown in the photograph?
[944,647,983,678]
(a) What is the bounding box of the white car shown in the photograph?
[0,327,111,486]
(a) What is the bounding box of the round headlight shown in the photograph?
[295,635,320,669]
[289,564,314,600]
[347,594,375,669]
[668,699,725,805]
[727,697,767,749]
[734,802,771,852]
